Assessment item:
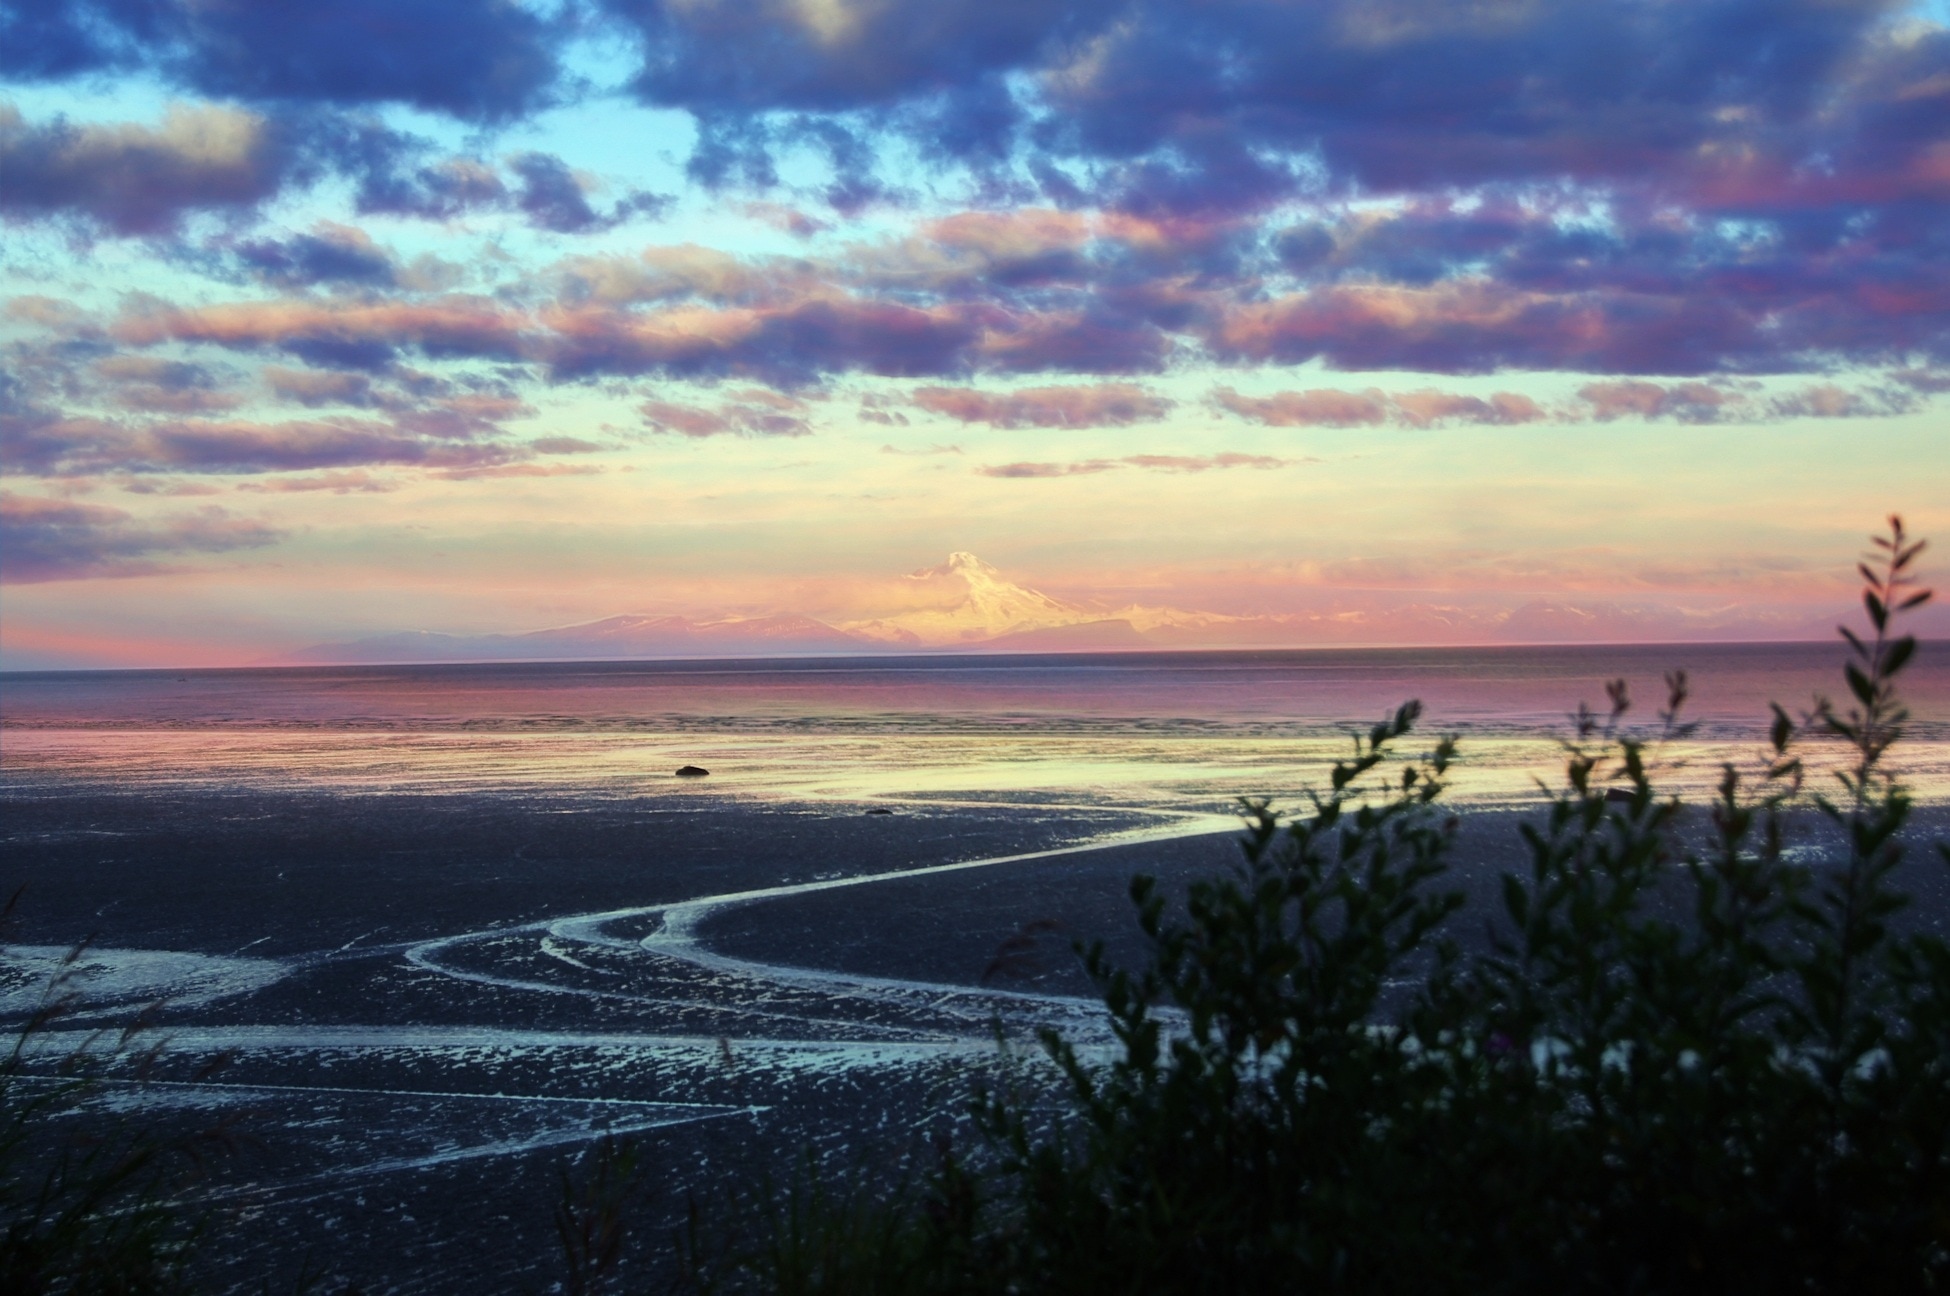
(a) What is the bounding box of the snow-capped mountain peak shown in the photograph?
[886,552,1090,642]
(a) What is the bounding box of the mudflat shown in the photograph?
[5,767,1946,1292]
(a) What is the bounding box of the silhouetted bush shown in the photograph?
[0,927,224,1295]
[687,517,1947,1293]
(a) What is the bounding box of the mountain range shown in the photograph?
[284,554,1179,663]
[282,552,1833,665]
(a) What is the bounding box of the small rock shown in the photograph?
[865,807,894,815]
[675,765,710,778]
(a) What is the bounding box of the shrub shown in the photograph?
[703,517,1947,1294]
[0,921,226,1295]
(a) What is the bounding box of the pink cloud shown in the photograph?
[1212,386,1389,427]
[1391,389,1544,427]
[115,296,529,368]
[912,383,1172,428]
[1121,452,1297,472]
[1577,380,1732,422]
[235,470,397,494]
[641,389,813,438]
[265,366,375,407]
[433,463,603,480]
[978,452,1301,477]
[978,459,1119,478]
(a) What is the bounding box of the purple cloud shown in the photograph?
[508,151,669,233]
[0,104,293,235]
[237,223,398,287]
[978,458,1119,478]
[0,491,281,582]
[2,0,559,122]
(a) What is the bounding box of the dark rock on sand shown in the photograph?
[675,765,710,777]
[865,807,894,815]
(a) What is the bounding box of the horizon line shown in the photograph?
[3,635,1917,677]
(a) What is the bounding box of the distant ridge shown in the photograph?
[284,551,1166,664]
[279,551,1849,665]
[281,613,867,664]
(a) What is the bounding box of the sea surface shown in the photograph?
[4,642,1948,809]
[3,643,1948,1291]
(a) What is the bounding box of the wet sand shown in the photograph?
[4,778,1947,1294]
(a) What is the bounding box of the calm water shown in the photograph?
[4,644,1947,809]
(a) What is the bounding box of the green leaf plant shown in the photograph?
[696,516,1947,1295]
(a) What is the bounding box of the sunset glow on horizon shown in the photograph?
[4,0,1948,669]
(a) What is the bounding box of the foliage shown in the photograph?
[0,918,223,1295]
[703,516,1949,1293]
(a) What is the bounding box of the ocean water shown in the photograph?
[4,643,1947,809]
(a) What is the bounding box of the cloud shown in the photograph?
[0,103,291,235]
[545,296,989,384]
[333,125,512,219]
[1888,368,1950,395]
[743,201,830,237]
[529,435,606,454]
[91,356,244,415]
[264,365,375,407]
[117,478,224,497]
[978,458,1119,478]
[1578,379,1736,423]
[72,165,1950,389]
[611,0,1097,131]
[1767,382,1918,420]
[1390,388,1544,428]
[1121,452,1295,472]
[1215,378,1919,429]
[978,451,1297,477]
[122,417,523,474]
[2,0,559,122]
[237,222,398,287]
[508,151,668,233]
[0,105,662,239]
[641,388,813,437]
[433,461,603,480]
[0,491,281,582]
[573,0,1950,240]
[234,469,396,493]
[1213,386,1390,427]
[115,296,528,370]
[5,386,532,476]
[911,382,1172,427]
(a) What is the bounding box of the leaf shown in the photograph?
[1864,590,1886,631]
[1898,589,1932,611]
[1884,635,1916,676]
[1502,874,1530,927]
[1846,661,1875,706]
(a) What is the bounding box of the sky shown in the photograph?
[2,0,1947,668]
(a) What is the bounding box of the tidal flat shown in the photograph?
[0,779,1241,1291]
[4,647,1947,1290]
